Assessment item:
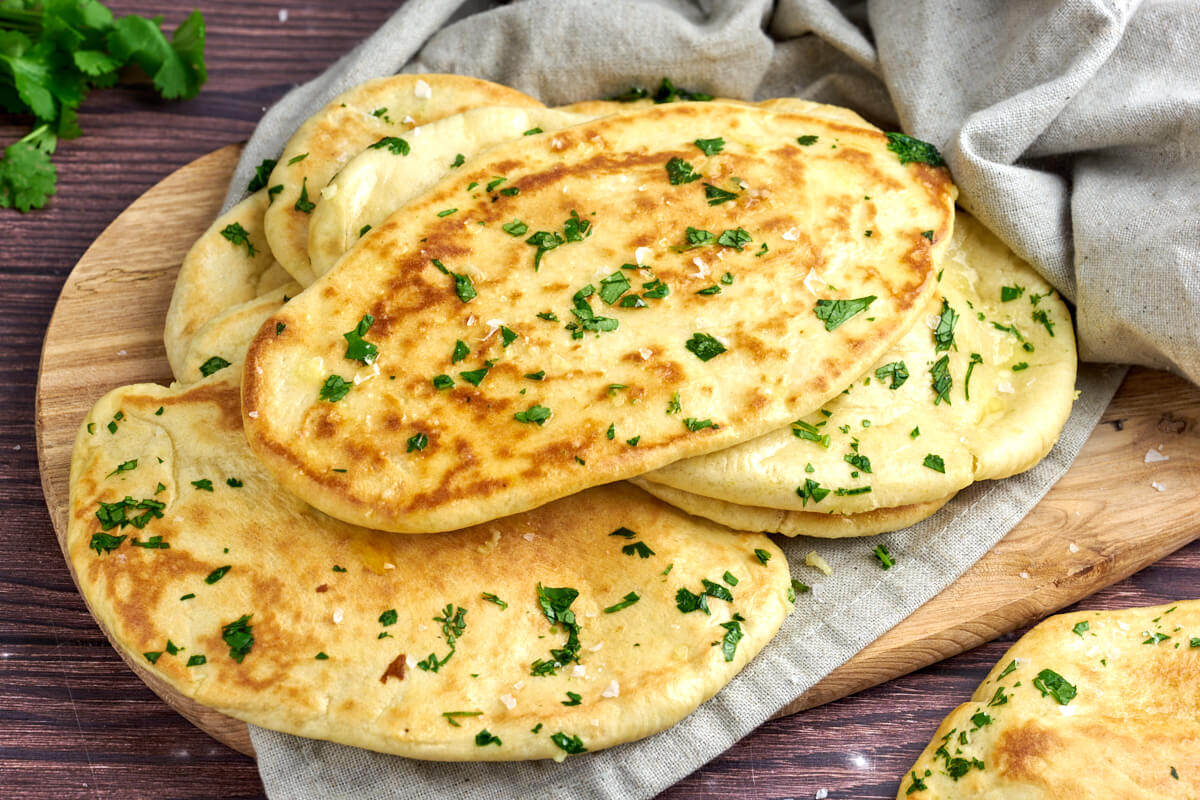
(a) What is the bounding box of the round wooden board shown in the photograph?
[35,146,1200,763]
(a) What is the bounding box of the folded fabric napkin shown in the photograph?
[224,1,1198,796]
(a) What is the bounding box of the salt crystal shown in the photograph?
[117,349,127,356]
[571,665,587,677]
[803,269,824,294]
[690,257,709,278]
[1144,448,1169,463]
[815,790,829,799]
[512,680,524,690]
[635,247,652,265]
[402,115,416,126]
[523,533,535,542]
[247,411,259,419]
[997,381,1015,394]
[587,642,604,652]
[332,609,343,624]
[277,8,288,22]
[1151,481,1167,492]
[466,315,477,326]
[1019,571,1030,579]
[499,694,517,710]
[12,444,19,451]
[638,348,653,360]
[925,315,941,330]
[601,680,620,698]
[383,562,395,570]
[782,227,799,241]
[414,79,432,99]
[1068,543,1079,553]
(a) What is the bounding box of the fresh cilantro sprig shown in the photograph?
[0,2,207,212]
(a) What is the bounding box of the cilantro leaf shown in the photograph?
[0,139,56,211]
[107,10,207,101]
[885,132,945,166]
[814,296,876,331]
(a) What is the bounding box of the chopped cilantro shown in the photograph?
[550,732,587,755]
[933,299,958,352]
[459,366,490,387]
[603,592,640,613]
[526,230,564,270]
[90,532,126,555]
[247,159,277,193]
[666,392,682,414]
[287,153,308,165]
[1001,285,1025,302]
[523,127,543,136]
[199,356,231,377]
[796,135,818,146]
[481,592,507,609]
[609,527,637,539]
[873,545,895,570]
[788,579,810,601]
[561,691,582,706]
[685,332,726,361]
[796,478,830,506]
[437,208,457,217]
[513,404,551,425]
[406,432,429,452]
[694,137,724,155]
[502,219,528,236]
[930,355,952,405]
[844,452,872,473]
[450,153,465,168]
[675,587,710,615]
[681,226,714,249]
[1072,621,1090,637]
[343,314,378,364]
[814,296,876,331]
[191,479,213,492]
[683,417,717,432]
[716,227,752,251]
[754,548,771,565]
[368,136,410,155]
[884,132,945,166]
[964,353,983,400]
[621,541,655,558]
[665,157,701,185]
[475,730,502,747]
[875,361,909,389]
[703,182,739,205]
[719,619,744,661]
[500,326,518,348]
[294,177,315,213]
[432,374,454,390]
[791,420,831,447]
[701,579,733,602]
[379,609,398,626]
[105,459,138,479]
[219,222,256,256]
[221,614,254,662]
[320,375,351,402]
[431,258,476,302]
[598,271,631,305]
[186,655,206,667]
[204,565,231,584]
[923,454,946,473]
[1032,668,1076,705]
[1032,308,1055,337]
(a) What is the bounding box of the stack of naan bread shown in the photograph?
[68,75,1077,762]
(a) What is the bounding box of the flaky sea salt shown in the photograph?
[277,8,288,22]
[499,694,516,710]
[1068,543,1079,553]
[414,79,431,99]
[997,381,1015,393]
[601,680,620,698]
[571,665,587,677]
[1151,481,1167,492]
[332,608,343,624]
[1145,447,1169,463]
[635,246,652,265]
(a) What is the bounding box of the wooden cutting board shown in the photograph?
[35,144,1200,757]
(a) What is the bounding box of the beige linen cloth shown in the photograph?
[224,1,1198,797]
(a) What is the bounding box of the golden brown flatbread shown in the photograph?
[242,101,956,532]
[68,375,793,761]
[901,600,1200,798]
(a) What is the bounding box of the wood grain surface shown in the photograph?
[5,3,1200,799]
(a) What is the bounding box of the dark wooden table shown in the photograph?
[3,2,1198,798]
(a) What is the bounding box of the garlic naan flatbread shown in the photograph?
[901,600,1200,798]
[164,190,288,380]
[243,102,955,532]
[640,213,1075,527]
[68,376,792,760]
[263,74,543,286]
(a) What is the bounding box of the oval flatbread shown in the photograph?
[901,600,1200,798]
[242,101,956,532]
[178,283,300,384]
[68,376,792,760]
[641,212,1076,517]
[262,74,544,286]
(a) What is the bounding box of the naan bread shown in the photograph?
[631,478,954,538]
[163,190,285,380]
[901,600,1200,798]
[308,106,596,278]
[68,376,792,761]
[641,212,1076,520]
[243,102,956,532]
[178,283,300,384]
[263,75,543,286]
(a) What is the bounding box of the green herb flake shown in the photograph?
[796,478,831,507]
[796,135,819,146]
[791,420,831,448]
[432,374,455,390]
[475,729,502,747]
[722,571,739,586]
[248,159,278,192]
[675,587,710,615]
[437,208,457,218]
[561,691,582,706]
[703,182,739,205]
[873,544,895,570]
[191,479,214,492]
[1072,621,1090,637]
[788,579,810,602]
[930,355,953,405]
[598,271,631,305]
[933,298,958,352]
[694,137,725,155]
[481,592,507,610]
[315,652,329,660]
[320,375,352,402]
[105,459,138,479]
[716,227,752,251]
[997,659,1018,680]
[450,153,465,168]
[513,404,551,425]
[459,366,490,387]
[683,417,717,432]
[1032,668,1076,705]
[90,532,126,555]
[884,132,945,166]
[621,541,655,559]
[875,361,909,389]
[369,137,410,156]
[702,579,733,602]
[603,592,640,614]
[665,157,701,185]
[1032,308,1056,337]
[525,230,564,270]
[378,609,398,627]
[844,452,872,474]
[294,177,315,213]
[407,432,429,452]
[199,356,231,377]
[719,619,744,662]
[550,732,587,755]
[219,222,256,256]
[815,296,876,331]
[1001,285,1025,302]
[342,314,379,364]
[685,332,726,361]
[186,654,206,667]
[923,454,946,473]
[754,548,772,565]
[357,224,371,238]
[222,614,254,662]
[180,593,195,601]
[204,565,231,584]
[431,258,477,302]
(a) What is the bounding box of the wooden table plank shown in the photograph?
[4,3,1199,799]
